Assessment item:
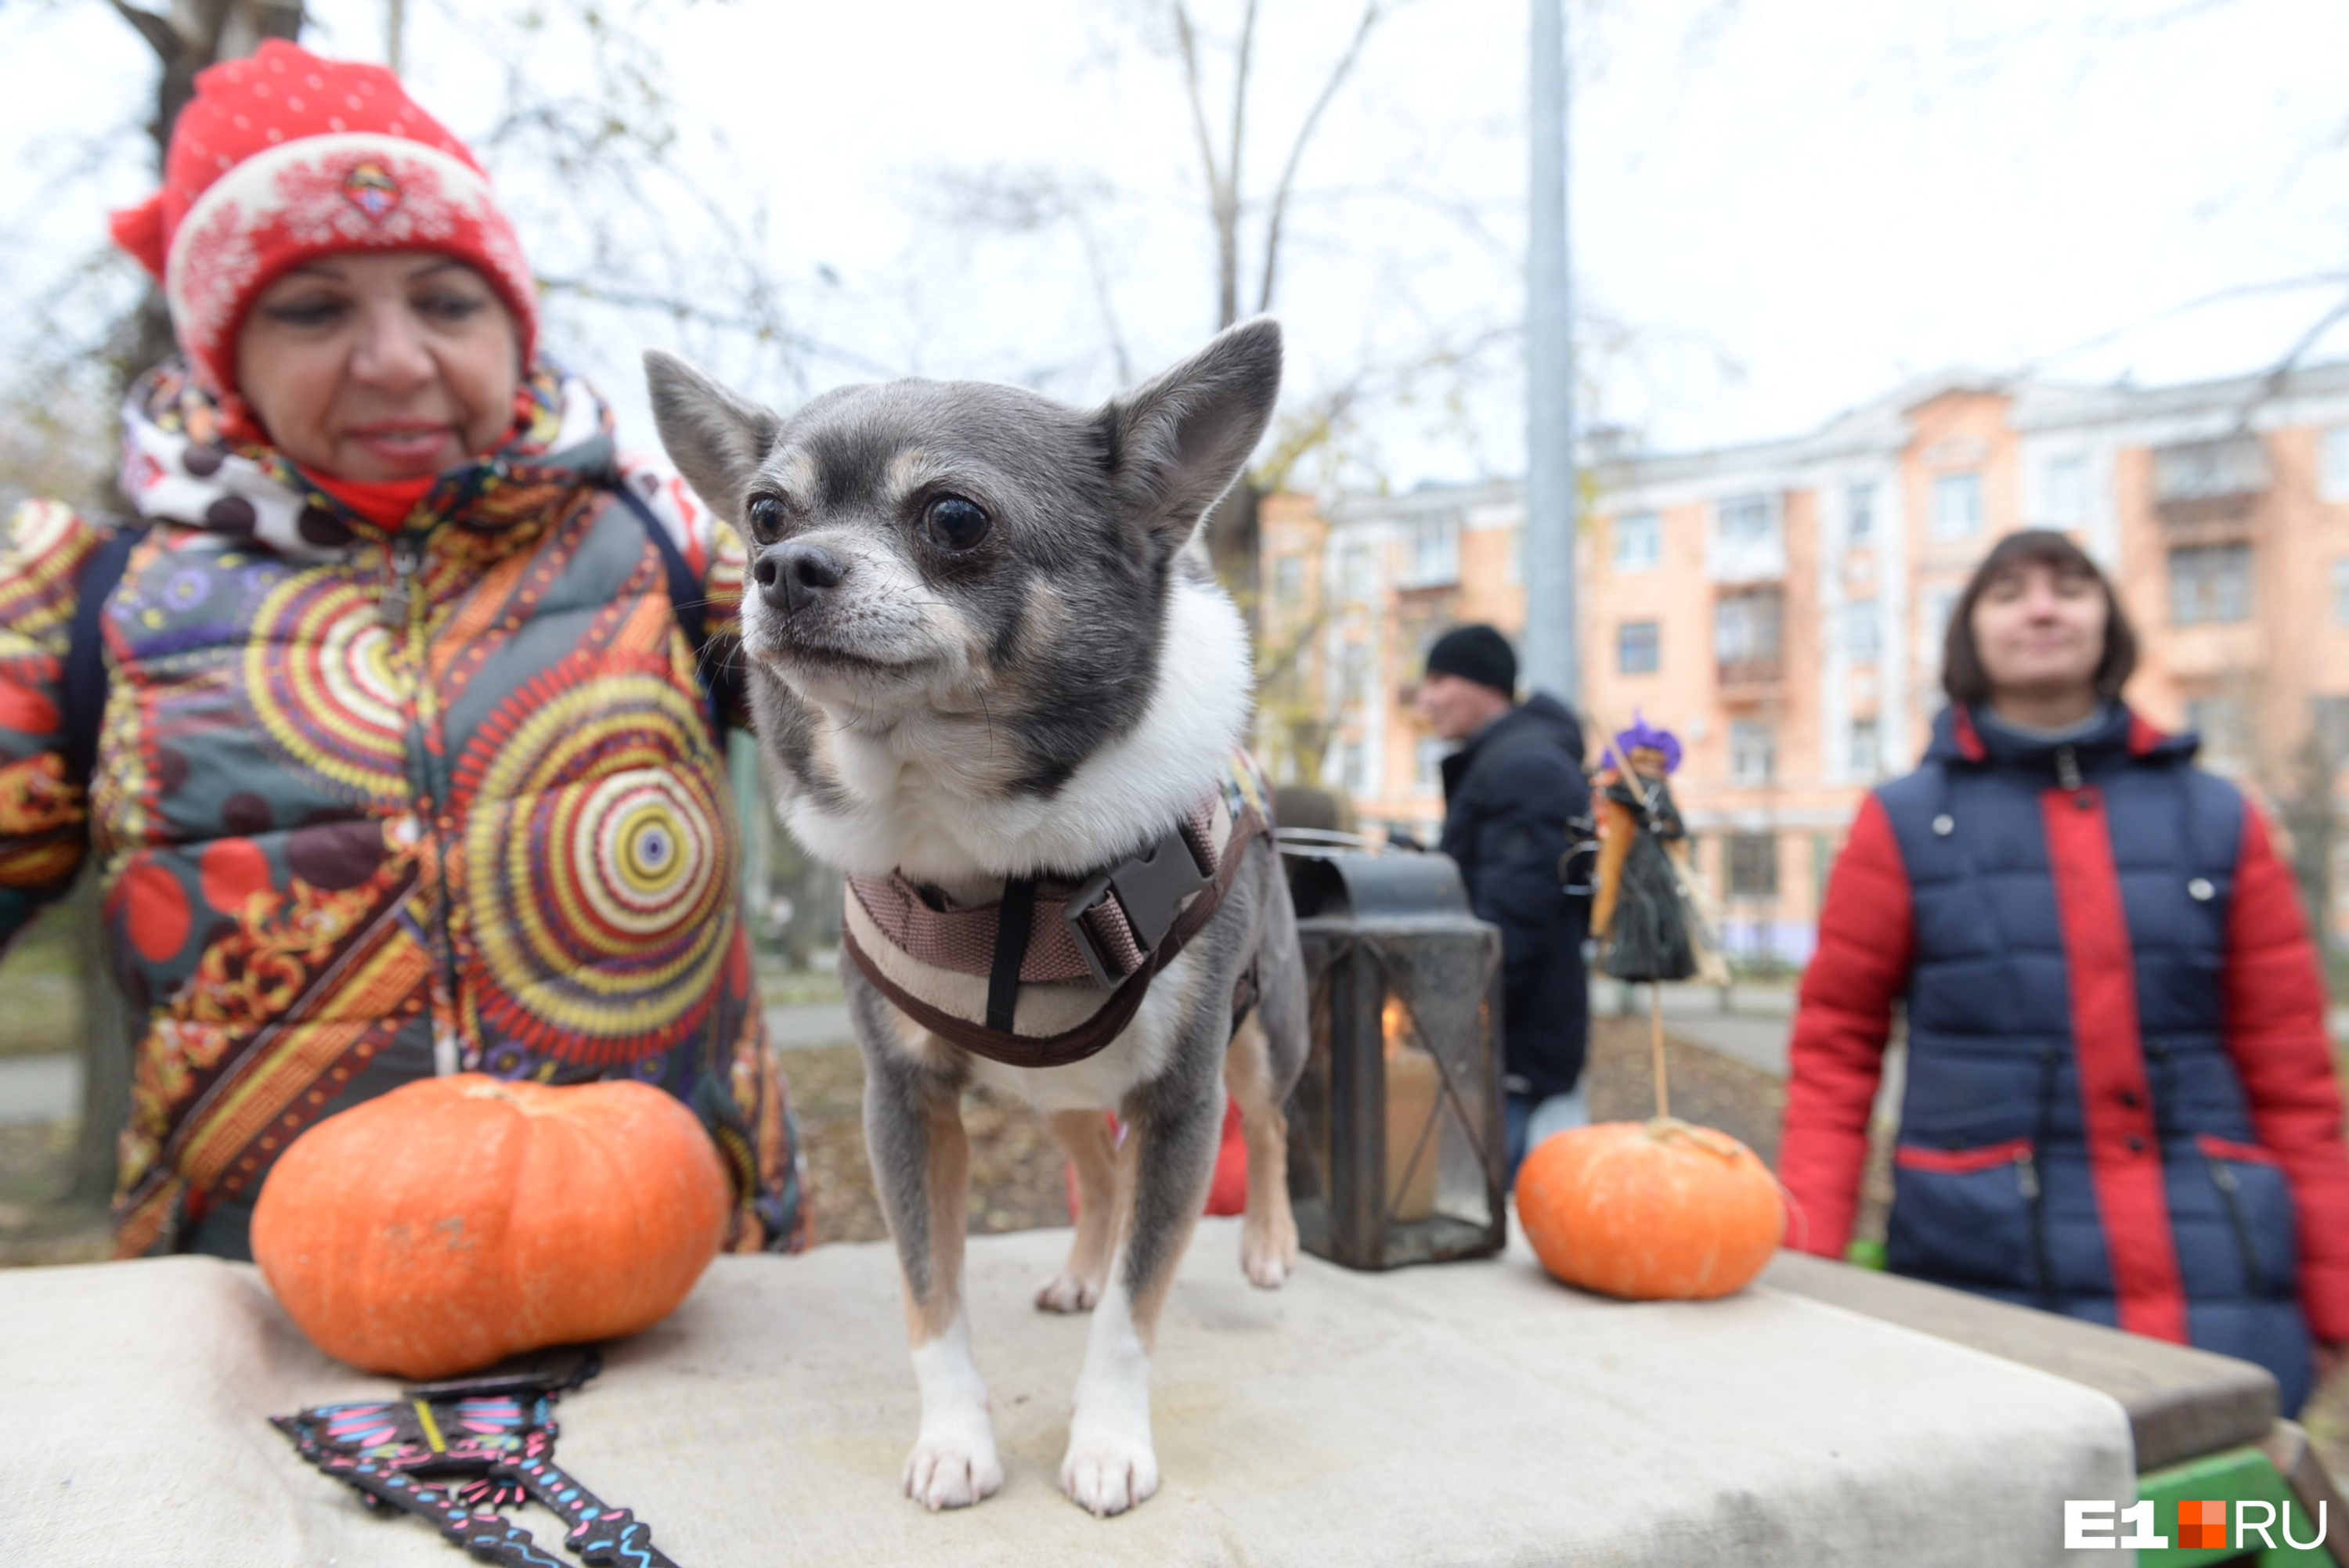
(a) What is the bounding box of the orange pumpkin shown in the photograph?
[251,1073,730,1378]
[1514,1119,1784,1300]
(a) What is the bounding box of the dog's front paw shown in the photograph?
[1242,1204,1299,1289]
[1034,1271,1103,1314]
[903,1427,1004,1512]
[1059,1426,1159,1518]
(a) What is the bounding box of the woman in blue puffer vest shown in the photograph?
[1782,529,2349,1415]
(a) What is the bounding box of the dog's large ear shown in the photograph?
[1097,317,1283,543]
[644,350,784,521]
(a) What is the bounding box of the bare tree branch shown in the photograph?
[533,276,900,377]
[2236,287,2349,428]
[1070,211,1137,384]
[1255,0,1384,317]
[108,1,184,65]
[1172,0,1239,327]
[1224,0,1260,326]
[2018,272,2349,379]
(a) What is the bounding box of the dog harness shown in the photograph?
[273,1350,677,1567]
[843,752,1272,1068]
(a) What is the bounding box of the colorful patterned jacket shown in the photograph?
[0,362,808,1257]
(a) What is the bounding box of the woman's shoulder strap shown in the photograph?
[601,477,739,744]
[61,521,143,786]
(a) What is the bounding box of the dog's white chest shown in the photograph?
[958,950,1200,1113]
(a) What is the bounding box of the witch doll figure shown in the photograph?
[1589,714,1724,1114]
[1592,716,1701,979]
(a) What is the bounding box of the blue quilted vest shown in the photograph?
[1875,705,2312,1412]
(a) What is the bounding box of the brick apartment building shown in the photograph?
[1257,362,2349,962]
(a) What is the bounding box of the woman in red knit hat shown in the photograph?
[0,41,809,1257]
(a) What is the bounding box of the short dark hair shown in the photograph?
[1941,529,2137,707]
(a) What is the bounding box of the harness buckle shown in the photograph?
[1060,825,1215,988]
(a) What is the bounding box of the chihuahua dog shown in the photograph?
[646,319,1308,1518]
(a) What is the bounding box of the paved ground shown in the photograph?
[765,1000,856,1052]
[0,989,1797,1130]
[0,1054,79,1128]
[0,1004,856,1127]
[1593,979,1795,1076]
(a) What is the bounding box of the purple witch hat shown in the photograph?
[1613,710,1683,774]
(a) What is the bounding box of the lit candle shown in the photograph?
[1382,996,1439,1223]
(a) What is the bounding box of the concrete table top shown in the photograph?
[0,1220,2134,1566]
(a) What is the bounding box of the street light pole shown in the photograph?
[1525,0,1577,705]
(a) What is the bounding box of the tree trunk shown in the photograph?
[118,2,307,376]
[1204,477,1265,631]
[70,0,309,1209]
[67,880,132,1207]
[2282,731,2339,960]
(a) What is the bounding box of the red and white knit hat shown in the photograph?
[109,39,538,400]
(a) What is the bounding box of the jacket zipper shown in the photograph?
[2026,1047,2059,1304]
[2055,743,2083,793]
[381,533,424,629]
[2015,1144,2055,1302]
[386,528,466,1076]
[2203,1151,2268,1297]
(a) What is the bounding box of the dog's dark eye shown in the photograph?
[745,494,785,541]
[922,496,991,553]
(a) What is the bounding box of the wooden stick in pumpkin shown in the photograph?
[1649,981,1670,1122]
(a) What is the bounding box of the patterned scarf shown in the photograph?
[116,357,617,559]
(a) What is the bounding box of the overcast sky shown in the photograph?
[5,0,2347,488]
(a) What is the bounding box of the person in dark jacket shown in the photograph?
[1414,625,1591,1179]
[1781,530,2349,1415]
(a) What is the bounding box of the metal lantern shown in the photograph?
[1280,844,1506,1270]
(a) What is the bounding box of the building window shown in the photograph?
[2170,543,2252,625]
[2334,560,2349,625]
[1715,589,1783,682]
[2155,436,2268,503]
[2325,428,2349,503]
[1337,741,1369,798]
[2185,696,2251,770]
[1615,510,1662,573]
[1729,719,1776,784]
[1340,642,1373,708]
[1849,716,1880,778]
[1271,555,1304,610]
[1932,472,1983,541]
[1718,494,1773,546]
[1340,544,1377,606]
[1617,619,1661,675]
[1405,516,1460,588]
[2313,694,2349,762]
[2043,453,2087,526]
[1413,737,1445,797]
[1726,833,1778,898]
[1923,585,1961,659]
[1846,483,1875,549]
[1846,599,1879,664]
[1410,619,1446,679]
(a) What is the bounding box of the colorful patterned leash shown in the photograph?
[272,1347,679,1567]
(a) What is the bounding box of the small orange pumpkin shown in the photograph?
[1514,1119,1784,1300]
[251,1073,731,1378]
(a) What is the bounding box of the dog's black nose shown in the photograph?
[752,542,850,615]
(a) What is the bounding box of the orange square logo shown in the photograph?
[2178,1499,2228,1550]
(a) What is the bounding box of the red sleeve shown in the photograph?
[2221,803,2349,1344]
[1779,794,1914,1258]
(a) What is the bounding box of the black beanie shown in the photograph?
[1425,624,1517,695]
